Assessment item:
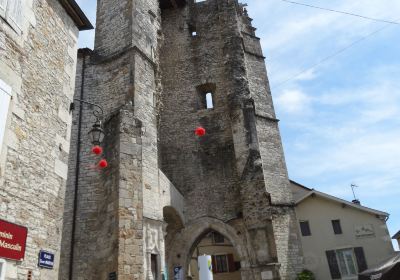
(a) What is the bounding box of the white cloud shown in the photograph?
[275,89,312,114]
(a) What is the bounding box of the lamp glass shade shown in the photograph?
[89,122,105,146]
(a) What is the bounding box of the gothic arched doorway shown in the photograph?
[164,217,251,280]
[187,230,242,280]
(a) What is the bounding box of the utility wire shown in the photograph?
[272,22,395,89]
[279,0,400,25]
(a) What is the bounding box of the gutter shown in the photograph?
[68,49,88,280]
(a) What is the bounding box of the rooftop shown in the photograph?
[290,180,389,217]
[59,0,93,31]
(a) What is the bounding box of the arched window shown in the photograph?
[196,83,216,110]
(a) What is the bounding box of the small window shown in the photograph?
[196,83,216,110]
[189,24,197,37]
[205,92,214,109]
[300,221,311,236]
[332,220,343,235]
[212,232,225,244]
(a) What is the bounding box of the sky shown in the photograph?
[76,0,400,250]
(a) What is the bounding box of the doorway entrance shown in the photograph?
[187,231,241,280]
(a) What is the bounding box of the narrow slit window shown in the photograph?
[189,24,197,37]
[205,92,213,109]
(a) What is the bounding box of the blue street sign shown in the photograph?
[38,250,54,269]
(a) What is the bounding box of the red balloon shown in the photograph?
[195,127,206,137]
[91,145,103,155]
[98,159,108,169]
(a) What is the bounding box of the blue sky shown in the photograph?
[76,0,400,250]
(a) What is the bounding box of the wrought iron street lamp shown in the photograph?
[71,98,105,146]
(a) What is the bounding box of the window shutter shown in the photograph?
[354,247,368,272]
[0,0,7,18]
[0,80,12,153]
[6,0,22,31]
[211,255,217,274]
[227,254,235,272]
[326,250,341,279]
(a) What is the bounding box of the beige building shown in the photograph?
[291,181,395,280]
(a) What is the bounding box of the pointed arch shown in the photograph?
[165,217,252,279]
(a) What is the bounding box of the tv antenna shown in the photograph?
[351,183,360,204]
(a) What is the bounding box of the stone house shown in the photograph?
[0,0,92,279]
[291,181,395,280]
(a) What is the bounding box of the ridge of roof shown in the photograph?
[59,0,94,31]
[291,181,389,217]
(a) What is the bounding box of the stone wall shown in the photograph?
[0,0,80,279]
[159,0,303,279]
[60,0,303,279]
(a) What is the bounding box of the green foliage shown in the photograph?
[297,269,316,280]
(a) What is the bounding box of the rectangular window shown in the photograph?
[300,221,311,236]
[205,92,214,109]
[196,83,216,110]
[332,220,343,235]
[215,255,228,273]
[336,249,358,277]
[0,79,12,153]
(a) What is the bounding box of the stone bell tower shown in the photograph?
[59,0,303,279]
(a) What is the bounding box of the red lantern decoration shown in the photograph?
[98,159,108,169]
[195,127,206,137]
[91,145,103,155]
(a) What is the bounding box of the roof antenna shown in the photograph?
[351,183,361,205]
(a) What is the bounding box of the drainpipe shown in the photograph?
[69,49,88,280]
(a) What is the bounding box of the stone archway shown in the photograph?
[165,217,253,280]
[187,229,242,280]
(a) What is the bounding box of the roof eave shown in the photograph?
[296,190,389,217]
[59,0,94,31]
[290,180,313,191]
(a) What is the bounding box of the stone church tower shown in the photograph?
[59,0,303,279]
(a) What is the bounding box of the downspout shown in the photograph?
[69,50,87,280]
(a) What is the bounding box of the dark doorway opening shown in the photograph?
[151,254,158,280]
